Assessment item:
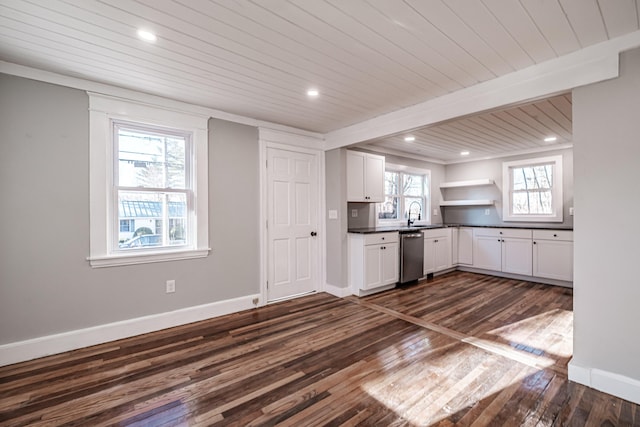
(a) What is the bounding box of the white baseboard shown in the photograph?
[323,282,351,298]
[0,294,260,367]
[569,360,640,405]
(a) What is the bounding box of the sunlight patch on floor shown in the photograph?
[360,347,534,426]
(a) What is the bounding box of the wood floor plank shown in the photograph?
[1,272,638,426]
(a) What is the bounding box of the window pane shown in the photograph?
[118,128,186,189]
[384,171,399,195]
[512,164,553,191]
[117,191,188,249]
[512,190,553,215]
[167,193,187,245]
[404,197,423,220]
[403,174,423,196]
[378,196,398,220]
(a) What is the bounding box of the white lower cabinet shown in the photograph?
[502,235,533,276]
[473,228,532,275]
[423,228,452,275]
[349,232,399,293]
[533,230,573,281]
[456,227,474,266]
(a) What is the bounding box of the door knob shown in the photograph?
[310,231,317,237]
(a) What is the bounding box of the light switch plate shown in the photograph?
[433,209,438,216]
[569,207,574,216]
[166,280,176,293]
[328,209,338,219]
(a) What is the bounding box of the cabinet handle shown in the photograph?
[310,231,317,237]
[498,239,501,242]
[533,241,537,244]
[553,234,558,237]
[381,237,385,240]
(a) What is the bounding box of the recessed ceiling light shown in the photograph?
[404,136,415,142]
[307,89,319,97]
[544,136,557,142]
[137,29,157,42]
[460,151,470,156]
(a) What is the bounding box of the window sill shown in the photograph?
[504,216,563,223]
[87,248,210,268]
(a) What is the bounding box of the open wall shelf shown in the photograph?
[439,178,495,207]
[439,199,495,207]
[439,178,494,188]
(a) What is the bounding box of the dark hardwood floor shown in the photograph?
[1,271,638,426]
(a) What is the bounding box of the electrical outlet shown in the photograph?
[484,209,491,216]
[569,207,574,216]
[351,209,358,218]
[433,209,438,216]
[166,280,176,293]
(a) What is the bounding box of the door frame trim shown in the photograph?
[258,134,325,306]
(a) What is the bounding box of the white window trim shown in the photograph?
[377,163,431,226]
[502,155,563,222]
[88,93,210,267]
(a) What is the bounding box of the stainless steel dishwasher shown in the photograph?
[400,231,424,284]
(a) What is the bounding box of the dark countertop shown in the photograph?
[348,223,573,234]
[347,225,446,234]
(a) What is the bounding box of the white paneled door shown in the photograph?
[267,148,319,301]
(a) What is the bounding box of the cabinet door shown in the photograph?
[381,242,399,285]
[473,235,502,270]
[434,236,452,271]
[363,244,382,289]
[346,151,366,202]
[365,154,385,202]
[457,228,474,265]
[423,238,435,274]
[533,240,573,281]
[502,237,532,275]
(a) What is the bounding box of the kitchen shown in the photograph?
[343,146,572,292]
[324,93,574,297]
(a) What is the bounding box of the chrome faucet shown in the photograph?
[407,201,422,226]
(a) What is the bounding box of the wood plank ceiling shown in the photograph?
[1,1,639,161]
[362,93,573,162]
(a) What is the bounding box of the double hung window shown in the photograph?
[378,167,430,225]
[502,155,563,222]
[114,121,190,249]
[88,94,209,267]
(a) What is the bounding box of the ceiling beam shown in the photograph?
[324,30,640,150]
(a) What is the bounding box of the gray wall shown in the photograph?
[443,148,574,227]
[572,48,640,381]
[325,149,348,288]
[0,74,260,344]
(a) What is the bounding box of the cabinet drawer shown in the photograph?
[364,232,398,245]
[532,230,573,241]
[423,228,450,239]
[473,228,531,239]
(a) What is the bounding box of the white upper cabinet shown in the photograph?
[347,151,385,202]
